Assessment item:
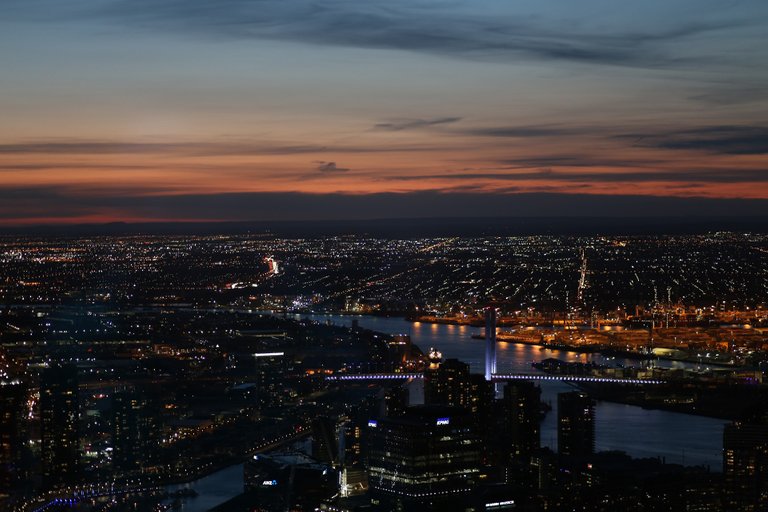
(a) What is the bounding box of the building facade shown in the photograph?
[557,391,595,459]
[367,406,482,510]
[40,365,80,488]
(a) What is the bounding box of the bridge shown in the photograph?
[328,309,667,386]
[327,373,664,385]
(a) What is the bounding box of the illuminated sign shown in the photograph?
[262,480,278,486]
[436,417,450,426]
[486,500,515,509]
[253,352,285,358]
[368,420,378,428]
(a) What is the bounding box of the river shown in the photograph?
[299,313,727,470]
[163,464,244,512]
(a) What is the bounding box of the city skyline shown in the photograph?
[1,1,767,224]
[2,5,767,505]
[1,232,767,510]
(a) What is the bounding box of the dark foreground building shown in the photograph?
[1,381,26,501]
[112,388,159,473]
[40,365,80,488]
[244,451,335,510]
[557,391,595,459]
[501,381,541,463]
[724,420,768,510]
[366,405,482,511]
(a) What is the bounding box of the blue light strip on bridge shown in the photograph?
[329,373,423,380]
[326,373,664,384]
[491,374,664,385]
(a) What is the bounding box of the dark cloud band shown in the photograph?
[1,188,767,223]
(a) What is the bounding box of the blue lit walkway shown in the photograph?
[327,373,664,385]
[30,486,163,512]
[26,427,312,512]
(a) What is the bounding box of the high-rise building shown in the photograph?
[557,391,594,459]
[468,373,497,466]
[312,416,339,465]
[366,406,482,510]
[723,421,768,510]
[383,384,409,418]
[388,334,412,365]
[112,389,158,472]
[468,374,495,418]
[502,381,541,461]
[0,381,26,499]
[254,352,286,408]
[40,365,80,488]
[424,357,496,466]
[424,358,471,409]
[339,418,364,466]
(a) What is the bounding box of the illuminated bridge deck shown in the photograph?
[327,373,664,385]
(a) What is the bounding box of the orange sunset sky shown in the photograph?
[1,0,767,223]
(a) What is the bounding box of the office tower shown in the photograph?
[468,373,495,417]
[468,373,496,464]
[723,421,768,511]
[40,365,80,488]
[502,381,541,461]
[557,391,595,459]
[112,389,158,472]
[339,418,364,466]
[388,334,412,365]
[312,416,339,465]
[424,358,495,466]
[367,406,482,510]
[485,307,497,381]
[0,381,26,499]
[254,352,286,408]
[383,384,409,417]
[424,358,471,408]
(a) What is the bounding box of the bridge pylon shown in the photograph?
[485,307,497,381]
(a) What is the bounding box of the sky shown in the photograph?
[1,0,767,224]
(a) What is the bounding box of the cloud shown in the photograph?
[372,119,571,138]
[465,125,572,138]
[496,156,666,169]
[315,161,350,173]
[383,168,768,184]
[7,0,756,69]
[656,126,768,155]
[373,117,462,131]
[1,187,768,224]
[0,139,448,157]
[618,125,768,155]
[688,86,768,106]
[0,140,324,156]
[0,163,154,172]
